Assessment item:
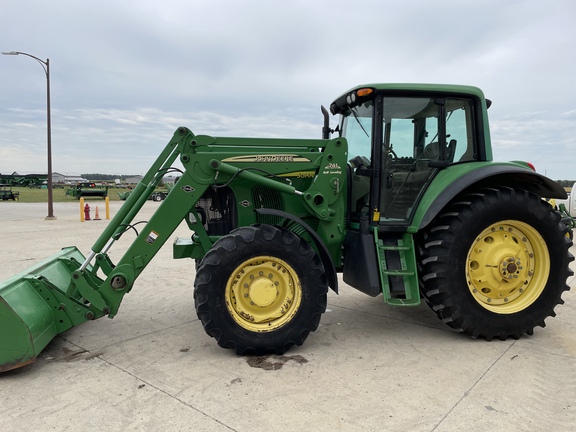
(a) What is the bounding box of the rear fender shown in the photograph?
[412,162,566,231]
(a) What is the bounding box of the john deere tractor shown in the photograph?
[0,83,572,371]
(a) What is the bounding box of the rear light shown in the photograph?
[526,162,536,171]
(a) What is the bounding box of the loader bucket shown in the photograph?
[0,247,89,372]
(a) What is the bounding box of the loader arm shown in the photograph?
[0,127,193,371]
[0,127,347,371]
[70,128,201,317]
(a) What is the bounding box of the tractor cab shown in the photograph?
[332,84,488,302]
[332,84,485,226]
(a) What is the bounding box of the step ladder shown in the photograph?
[374,228,420,306]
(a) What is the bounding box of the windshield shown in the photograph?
[340,101,373,160]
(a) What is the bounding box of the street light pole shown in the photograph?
[2,50,56,220]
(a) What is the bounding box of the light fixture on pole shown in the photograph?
[2,50,56,220]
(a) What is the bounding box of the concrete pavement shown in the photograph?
[1,201,575,431]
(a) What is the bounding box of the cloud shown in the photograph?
[1,0,576,178]
[491,109,576,178]
[1,104,323,174]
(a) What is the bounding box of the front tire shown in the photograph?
[417,187,573,340]
[194,225,328,355]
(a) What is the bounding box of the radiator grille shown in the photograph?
[251,185,284,225]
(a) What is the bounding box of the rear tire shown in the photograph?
[417,187,573,340]
[194,225,328,355]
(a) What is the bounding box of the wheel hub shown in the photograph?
[249,279,277,307]
[499,256,520,279]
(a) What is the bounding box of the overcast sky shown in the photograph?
[1,0,575,179]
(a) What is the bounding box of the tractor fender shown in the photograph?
[254,208,338,293]
[414,163,567,231]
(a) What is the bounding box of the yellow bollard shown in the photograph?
[105,196,110,219]
[80,197,85,222]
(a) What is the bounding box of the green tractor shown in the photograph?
[65,182,109,199]
[0,83,572,371]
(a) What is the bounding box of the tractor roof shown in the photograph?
[330,83,486,115]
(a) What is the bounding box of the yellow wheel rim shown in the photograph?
[225,256,302,332]
[466,220,550,314]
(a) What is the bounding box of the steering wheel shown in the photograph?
[385,147,398,163]
[348,155,371,168]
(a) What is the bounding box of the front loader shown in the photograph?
[1,83,572,372]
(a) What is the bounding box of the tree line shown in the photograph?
[556,180,575,188]
[81,173,139,181]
